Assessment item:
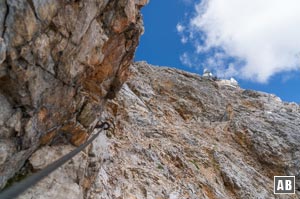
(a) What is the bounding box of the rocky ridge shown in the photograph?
[17,62,300,198]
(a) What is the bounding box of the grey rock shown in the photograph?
[5,109,22,134]
[70,0,100,45]
[0,38,6,65]
[6,63,300,198]
[0,92,13,126]
[0,139,16,166]
[17,145,87,199]
[1,0,298,198]
[5,0,39,47]
[87,62,299,199]
[0,148,36,190]
[0,0,7,36]
[32,0,59,24]
[0,0,147,189]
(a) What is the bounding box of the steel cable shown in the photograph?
[0,122,110,199]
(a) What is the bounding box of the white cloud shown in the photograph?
[179,52,193,67]
[176,23,185,33]
[180,36,188,44]
[182,0,300,82]
[176,23,188,44]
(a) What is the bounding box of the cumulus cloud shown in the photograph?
[181,0,300,82]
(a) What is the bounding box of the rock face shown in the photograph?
[96,62,300,199]
[16,62,300,199]
[0,1,300,198]
[0,0,147,189]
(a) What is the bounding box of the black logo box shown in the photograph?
[274,176,295,194]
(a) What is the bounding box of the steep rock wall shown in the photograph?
[0,0,147,189]
[17,62,300,199]
[99,62,300,198]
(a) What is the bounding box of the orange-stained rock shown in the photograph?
[61,122,85,135]
[61,122,89,146]
[11,61,300,198]
[0,0,147,190]
[81,177,92,190]
[70,131,88,147]
[39,130,56,145]
[38,107,48,123]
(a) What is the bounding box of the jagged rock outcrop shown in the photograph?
[0,0,147,190]
[17,62,300,199]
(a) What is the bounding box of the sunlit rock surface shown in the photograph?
[12,63,300,199]
[96,62,300,198]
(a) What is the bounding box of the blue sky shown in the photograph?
[135,0,300,103]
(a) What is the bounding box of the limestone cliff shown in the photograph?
[15,62,300,199]
[0,1,300,199]
[0,0,147,190]
[95,62,300,199]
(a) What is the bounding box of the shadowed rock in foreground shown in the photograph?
[0,0,147,190]
[18,62,300,198]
